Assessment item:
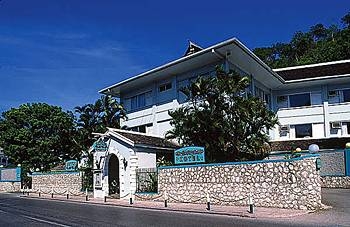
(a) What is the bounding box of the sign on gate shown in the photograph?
[0,167,21,182]
[93,140,108,152]
[65,160,78,171]
[174,146,205,164]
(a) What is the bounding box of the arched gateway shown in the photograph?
[107,154,120,196]
[91,128,177,199]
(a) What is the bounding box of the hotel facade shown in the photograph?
[100,38,350,145]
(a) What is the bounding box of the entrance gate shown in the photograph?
[108,154,120,196]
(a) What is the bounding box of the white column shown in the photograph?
[152,105,158,135]
[118,153,125,195]
[129,153,138,195]
[323,101,330,138]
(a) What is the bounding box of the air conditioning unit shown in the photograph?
[331,122,341,129]
[328,90,339,97]
[279,125,290,132]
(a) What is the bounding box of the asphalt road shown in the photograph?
[0,189,348,227]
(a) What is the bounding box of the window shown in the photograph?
[130,123,153,133]
[159,83,172,92]
[177,80,188,103]
[295,124,312,138]
[129,92,150,110]
[345,122,350,135]
[328,90,339,98]
[254,86,265,101]
[264,94,270,104]
[277,96,288,108]
[343,89,350,102]
[289,93,311,107]
[131,96,138,110]
[132,125,146,133]
[138,93,146,107]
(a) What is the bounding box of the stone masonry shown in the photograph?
[0,182,21,192]
[319,151,345,176]
[321,176,350,188]
[32,172,82,195]
[158,155,322,210]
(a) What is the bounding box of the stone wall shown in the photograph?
[32,172,82,195]
[270,137,350,151]
[321,176,350,188]
[268,150,346,177]
[158,155,322,210]
[0,182,21,192]
[319,151,345,176]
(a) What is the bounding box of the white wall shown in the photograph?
[137,152,156,169]
[312,123,324,138]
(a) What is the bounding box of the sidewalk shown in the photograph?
[21,193,311,219]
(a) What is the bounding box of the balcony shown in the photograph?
[328,102,350,122]
[277,104,324,125]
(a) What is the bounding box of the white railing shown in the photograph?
[277,105,324,125]
[328,102,350,122]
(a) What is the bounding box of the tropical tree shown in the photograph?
[75,95,126,190]
[254,12,350,68]
[0,103,80,184]
[341,11,350,28]
[75,95,126,151]
[166,66,278,162]
[310,24,327,41]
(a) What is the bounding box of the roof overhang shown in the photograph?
[275,73,350,90]
[99,38,285,97]
[92,128,178,152]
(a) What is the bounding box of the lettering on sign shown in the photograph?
[94,140,108,152]
[65,160,78,171]
[0,167,21,181]
[174,146,205,164]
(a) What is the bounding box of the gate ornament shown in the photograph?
[174,146,205,164]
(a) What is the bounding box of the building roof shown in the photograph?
[99,37,284,96]
[274,60,350,81]
[107,128,180,150]
[183,40,203,56]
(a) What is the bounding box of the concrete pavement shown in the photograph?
[22,192,312,219]
[19,188,350,226]
[0,193,325,227]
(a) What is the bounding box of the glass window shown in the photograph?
[131,96,137,110]
[347,122,350,135]
[343,89,350,102]
[159,83,172,92]
[254,86,265,101]
[295,124,312,138]
[130,92,148,110]
[328,90,340,104]
[289,93,311,107]
[130,124,152,133]
[277,96,288,108]
[177,80,188,103]
[138,93,146,108]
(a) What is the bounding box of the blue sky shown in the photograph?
[0,0,349,113]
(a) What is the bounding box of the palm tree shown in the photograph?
[75,95,126,190]
[100,95,127,129]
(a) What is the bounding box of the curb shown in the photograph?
[20,195,254,218]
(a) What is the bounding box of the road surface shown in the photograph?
[0,188,348,227]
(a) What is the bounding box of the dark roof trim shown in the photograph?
[274,60,350,82]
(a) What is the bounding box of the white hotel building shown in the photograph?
[99,38,350,147]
